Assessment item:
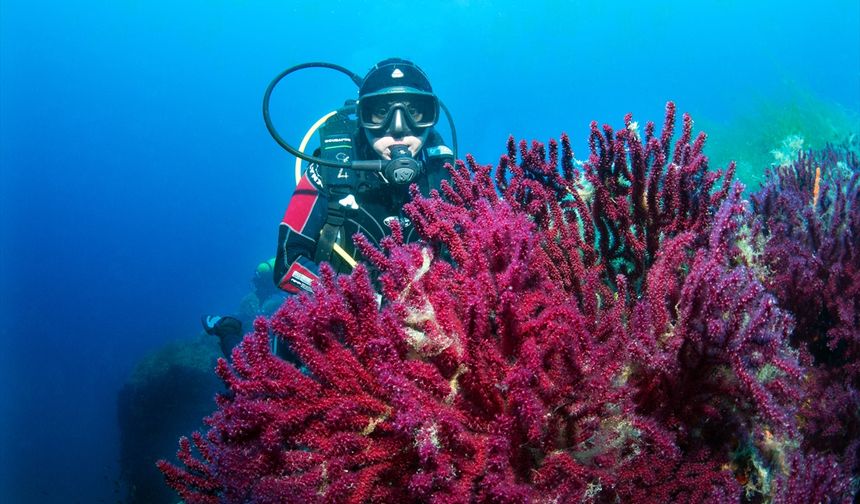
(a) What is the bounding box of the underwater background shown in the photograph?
[1,0,858,502]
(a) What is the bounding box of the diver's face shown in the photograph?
[366,107,426,160]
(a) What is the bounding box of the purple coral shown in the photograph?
[750,144,860,485]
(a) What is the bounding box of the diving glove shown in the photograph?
[278,256,320,294]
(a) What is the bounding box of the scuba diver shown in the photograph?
[204,57,456,361]
[202,258,291,362]
[275,57,455,293]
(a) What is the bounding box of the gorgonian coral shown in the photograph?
[750,144,860,484]
[159,103,855,503]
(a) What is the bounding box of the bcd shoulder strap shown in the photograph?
[313,102,358,266]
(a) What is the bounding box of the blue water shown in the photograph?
[1,1,857,502]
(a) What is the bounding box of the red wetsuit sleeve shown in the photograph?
[274,172,328,293]
[282,173,321,233]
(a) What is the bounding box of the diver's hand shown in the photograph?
[278,256,320,294]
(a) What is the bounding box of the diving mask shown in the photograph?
[358,89,439,132]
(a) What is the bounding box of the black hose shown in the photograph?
[439,100,458,160]
[262,62,362,169]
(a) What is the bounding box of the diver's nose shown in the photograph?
[388,109,408,138]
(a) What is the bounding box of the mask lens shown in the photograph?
[360,93,438,130]
[404,94,437,126]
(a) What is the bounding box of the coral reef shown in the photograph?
[119,335,224,504]
[159,103,857,503]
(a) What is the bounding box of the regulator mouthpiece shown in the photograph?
[385,145,421,185]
